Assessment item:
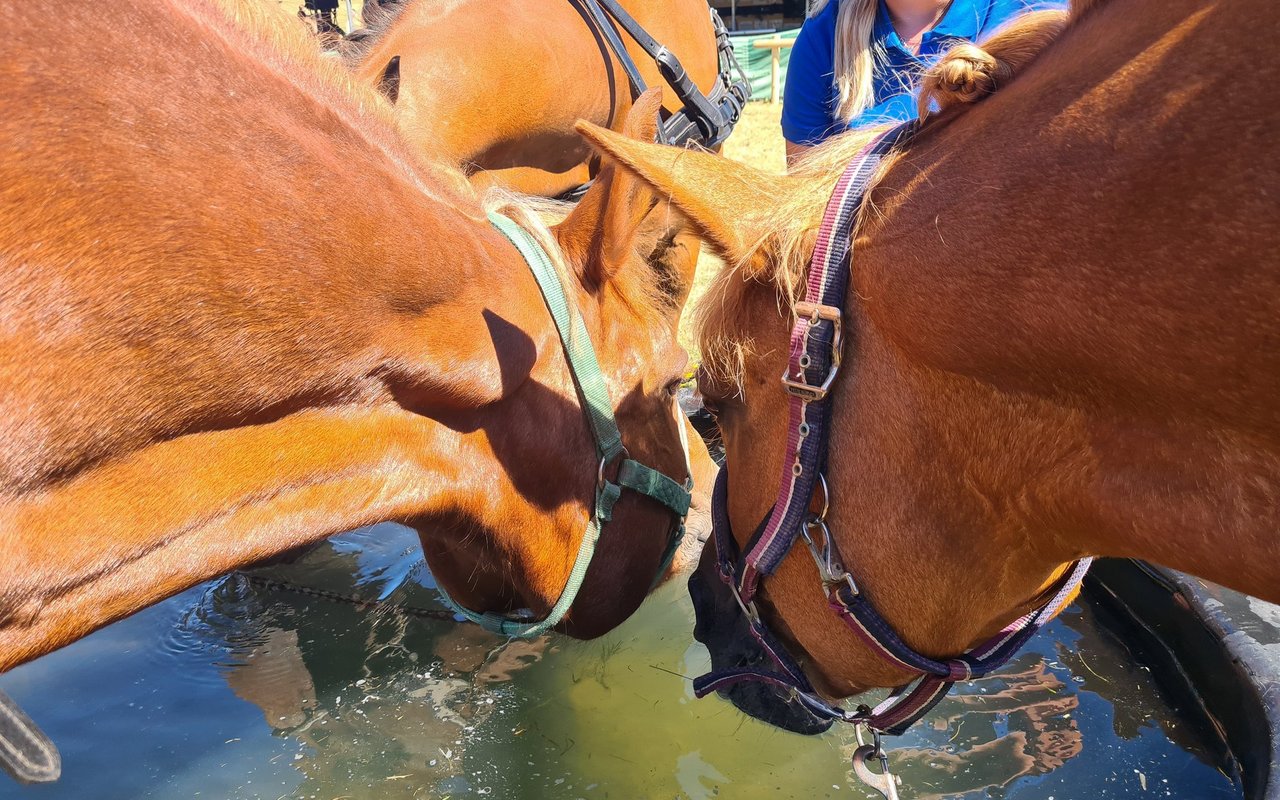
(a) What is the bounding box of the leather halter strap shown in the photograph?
[693,123,1092,735]
[432,213,692,638]
[578,0,649,107]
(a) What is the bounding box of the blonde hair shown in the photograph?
[810,0,880,124]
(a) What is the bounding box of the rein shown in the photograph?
[692,124,1091,745]
[557,3,750,203]
[431,212,693,638]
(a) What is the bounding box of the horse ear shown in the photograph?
[376,55,400,104]
[573,118,783,274]
[554,88,670,290]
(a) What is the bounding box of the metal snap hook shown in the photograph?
[811,472,829,521]
[728,582,760,624]
[800,515,858,596]
[851,731,901,800]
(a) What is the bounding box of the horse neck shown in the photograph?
[849,0,1280,603]
[0,0,580,669]
[2,0,553,486]
[0,155,582,653]
[0,153,570,670]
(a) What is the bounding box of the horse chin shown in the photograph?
[715,678,834,736]
[687,561,834,736]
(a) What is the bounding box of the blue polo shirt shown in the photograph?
[782,0,1065,144]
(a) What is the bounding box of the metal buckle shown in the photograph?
[596,447,630,491]
[781,302,844,401]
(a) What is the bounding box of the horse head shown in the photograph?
[426,87,711,638]
[0,0,709,674]
[576,0,1280,733]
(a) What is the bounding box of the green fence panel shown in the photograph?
[727,28,800,102]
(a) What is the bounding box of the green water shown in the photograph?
[0,524,1239,799]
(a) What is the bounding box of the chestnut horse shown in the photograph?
[571,0,1280,736]
[346,0,723,197]
[0,0,703,687]
[332,0,727,490]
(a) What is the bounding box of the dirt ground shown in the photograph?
[721,101,786,176]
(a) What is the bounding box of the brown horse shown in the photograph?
[571,0,1280,732]
[346,0,722,197]
[336,0,726,495]
[0,0,703,679]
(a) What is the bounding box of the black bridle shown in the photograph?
[579,0,750,150]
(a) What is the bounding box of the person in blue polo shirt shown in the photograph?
[782,0,1064,163]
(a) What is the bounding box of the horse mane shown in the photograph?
[336,0,417,65]
[481,188,579,312]
[693,125,899,388]
[193,0,469,197]
[482,187,691,328]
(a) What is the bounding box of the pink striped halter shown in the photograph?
[693,122,1091,747]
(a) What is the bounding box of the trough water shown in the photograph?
[0,524,1240,799]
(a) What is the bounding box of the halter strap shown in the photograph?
[736,123,913,604]
[489,212,623,462]
[694,123,1092,735]
[432,213,692,638]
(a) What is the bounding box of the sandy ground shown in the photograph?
[722,101,786,176]
[680,101,785,357]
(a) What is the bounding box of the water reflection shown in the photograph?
[0,524,1240,799]
[887,661,1083,798]
[186,536,552,798]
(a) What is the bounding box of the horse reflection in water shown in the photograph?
[844,598,1231,799]
[184,538,1221,800]
[185,531,552,796]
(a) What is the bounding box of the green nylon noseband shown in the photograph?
[431,212,693,638]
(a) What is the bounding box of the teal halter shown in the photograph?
[432,212,694,638]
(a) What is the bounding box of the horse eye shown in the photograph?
[665,377,683,397]
[695,369,727,416]
[700,396,721,418]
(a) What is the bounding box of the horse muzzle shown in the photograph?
[687,547,833,735]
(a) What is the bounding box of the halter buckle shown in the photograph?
[781,302,843,401]
[596,447,631,491]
